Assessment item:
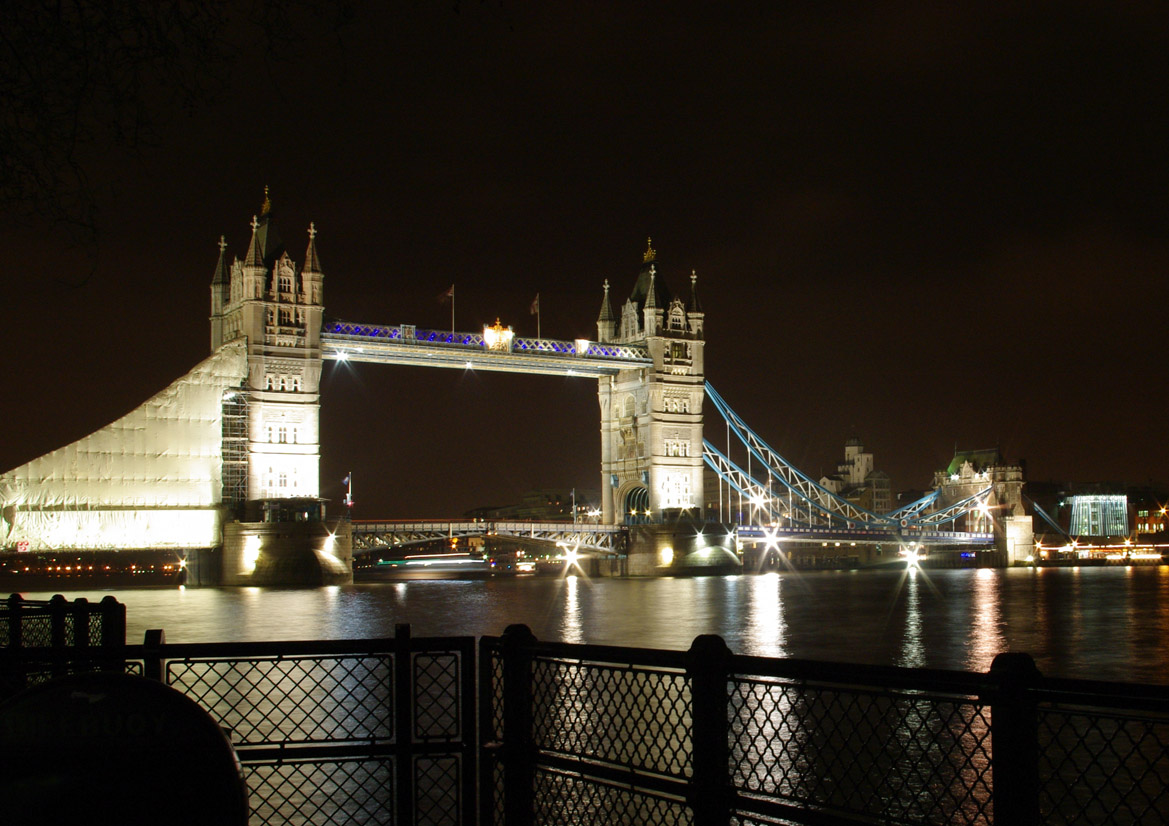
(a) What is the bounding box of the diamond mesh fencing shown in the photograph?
[154,634,475,826]
[245,758,394,825]
[15,615,52,647]
[533,769,693,825]
[167,654,394,745]
[532,658,692,778]
[729,677,993,825]
[1038,703,1169,824]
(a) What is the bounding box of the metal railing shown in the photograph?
[480,625,1169,826]
[1,623,476,826]
[0,593,129,696]
[4,613,1169,824]
[1,592,126,649]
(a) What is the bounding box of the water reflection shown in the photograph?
[966,568,1003,672]
[746,573,786,658]
[898,568,925,669]
[560,575,584,644]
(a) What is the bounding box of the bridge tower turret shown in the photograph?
[597,239,705,530]
[210,190,323,510]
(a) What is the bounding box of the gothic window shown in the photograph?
[266,308,275,325]
[280,308,292,325]
[265,375,274,390]
[679,397,689,413]
[266,425,275,442]
[278,426,288,444]
[623,396,636,419]
[669,302,686,330]
[296,309,305,324]
[660,472,693,509]
[291,377,301,391]
[291,426,298,444]
[278,274,293,294]
[278,472,288,489]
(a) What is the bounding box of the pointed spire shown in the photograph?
[303,222,322,273]
[211,235,229,285]
[688,269,703,314]
[597,278,614,323]
[644,265,658,309]
[244,214,264,267]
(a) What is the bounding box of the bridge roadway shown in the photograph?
[736,525,995,547]
[322,321,653,377]
[352,520,628,555]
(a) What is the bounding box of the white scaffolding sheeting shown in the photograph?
[0,341,248,550]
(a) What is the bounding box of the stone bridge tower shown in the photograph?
[596,240,705,527]
[209,191,324,515]
[933,449,1034,564]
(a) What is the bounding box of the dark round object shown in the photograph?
[0,671,249,825]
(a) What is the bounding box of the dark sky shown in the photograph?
[3,3,1167,518]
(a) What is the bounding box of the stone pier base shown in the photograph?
[221,519,353,586]
[625,520,740,576]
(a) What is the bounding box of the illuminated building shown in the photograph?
[1,192,348,584]
[596,239,705,526]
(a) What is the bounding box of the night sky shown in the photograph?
[3,4,1167,518]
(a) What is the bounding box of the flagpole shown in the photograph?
[450,284,455,337]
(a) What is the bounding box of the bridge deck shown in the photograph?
[737,525,995,546]
[322,322,652,377]
[352,520,627,554]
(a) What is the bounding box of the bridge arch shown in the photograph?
[621,485,651,525]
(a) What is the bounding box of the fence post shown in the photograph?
[6,594,22,648]
[49,594,67,648]
[71,597,90,652]
[99,596,126,648]
[687,634,733,826]
[142,629,166,682]
[98,596,126,673]
[501,623,537,826]
[394,623,414,826]
[989,652,1041,826]
[48,594,68,677]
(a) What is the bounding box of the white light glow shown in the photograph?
[660,546,674,565]
[241,535,262,574]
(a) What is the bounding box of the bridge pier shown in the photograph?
[221,518,352,586]
[624,519,739,576]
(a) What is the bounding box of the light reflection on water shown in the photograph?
[21,565,1169,683]
[967,567,1003,673]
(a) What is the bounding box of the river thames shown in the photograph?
[17,564,1169,685]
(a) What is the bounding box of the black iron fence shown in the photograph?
[480,625,1169,826]
[3,609,1169,825]
[1,592,126,649]
[0,623,477,826]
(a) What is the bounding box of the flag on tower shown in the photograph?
[530,293,540,315]
[342,474,350,486]
[438,284,454,303]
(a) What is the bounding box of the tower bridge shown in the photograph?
[0,193,1033,584]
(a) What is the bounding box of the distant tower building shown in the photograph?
[819,437,890,514]
[596,239,705,525]
[210,190,323,511]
